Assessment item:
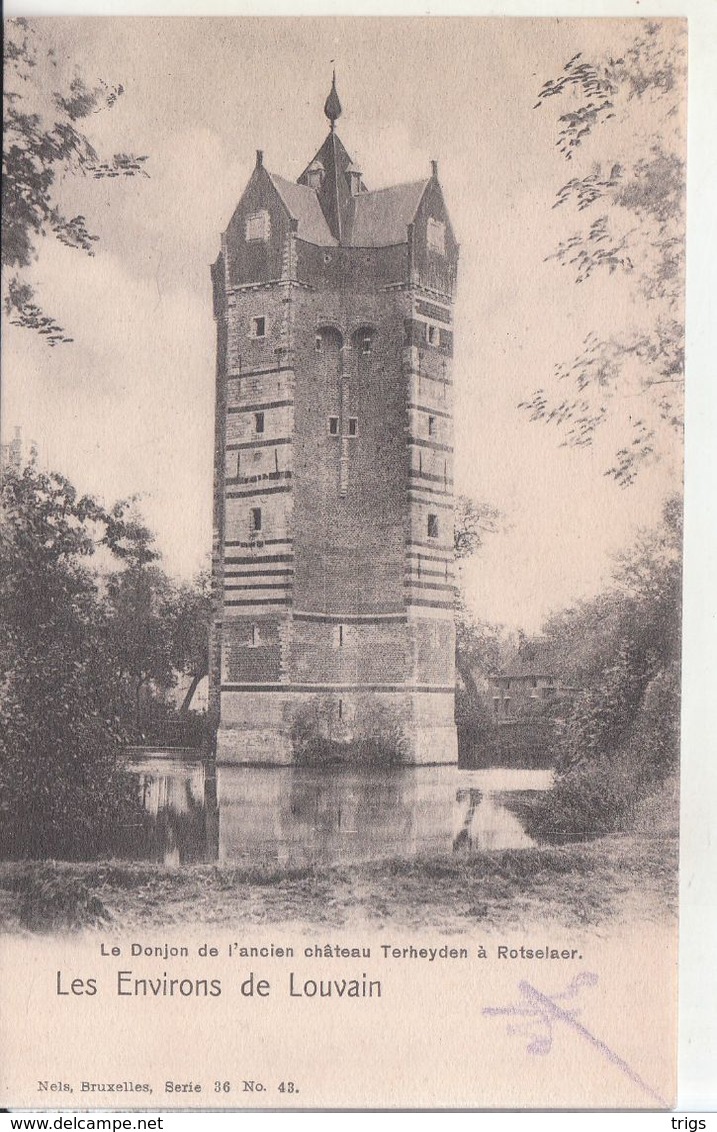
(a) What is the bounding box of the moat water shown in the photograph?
[124,756,553,866]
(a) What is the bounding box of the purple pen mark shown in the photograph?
[483,972,668,1107]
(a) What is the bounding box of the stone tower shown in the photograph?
[210,77,459,764]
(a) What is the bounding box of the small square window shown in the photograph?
[328,416,339,435]
[348,418,358,437]
[246,210,270,241]
[427,514,439,539]
[254,411,265,434]
[250,507,262,533]
[251,316,266,338]
[428,416,436,437]
[361,335,372,356]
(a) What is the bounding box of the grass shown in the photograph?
[0,830,678,935]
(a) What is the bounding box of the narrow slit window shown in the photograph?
[427,514,439,539]
[254,411,265,434]
[361,335,372,355]
[250,507,262,534]
[315,334,323,352]
[426,325,438,346]
[339,624,344,647]
[348,417,358,437]
[251,316,266,338]
[251,624,257,646]
[427,218,446,255]
[328,416,339,435]
[338,699,343,720]
[428,415,436,437]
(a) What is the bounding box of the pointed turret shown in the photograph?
[298,73,367,243]
[323,70,342,130]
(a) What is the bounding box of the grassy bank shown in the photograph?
[0,829,677,935]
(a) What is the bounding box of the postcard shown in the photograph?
[0,13,693,1111]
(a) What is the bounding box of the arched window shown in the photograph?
[352,326,376,357]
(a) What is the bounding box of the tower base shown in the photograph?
[214,689,457,767]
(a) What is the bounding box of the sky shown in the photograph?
[0,14,690,631]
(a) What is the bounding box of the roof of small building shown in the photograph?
[348,180,430,247]
[489,637,557,681]
[269,172,338,247]
[502,667,555,680]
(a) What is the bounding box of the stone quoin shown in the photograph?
[209,75,460,765]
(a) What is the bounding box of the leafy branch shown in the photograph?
[2,19,149,345]
[523,21,686,486]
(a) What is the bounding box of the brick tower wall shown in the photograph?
[211,168,458,765]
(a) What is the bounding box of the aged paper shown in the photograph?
[0,10,706,1112]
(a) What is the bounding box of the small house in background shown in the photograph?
[488,638,574,723]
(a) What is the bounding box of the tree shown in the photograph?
[451,496,511,758]
[0,458,146,858]
[453,495,503,560]
[2,18,148,344]
[523,496,682,838]
[102,509,177,736]
[168,572,212,717]
[521,22,686,485]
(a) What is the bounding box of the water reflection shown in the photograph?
[124,758,552,867]
[453,789,535,851]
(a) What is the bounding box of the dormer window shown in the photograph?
[427,218,445,255]
[246,210,270,242]
[306,160,324,191]
[346,163,363,197]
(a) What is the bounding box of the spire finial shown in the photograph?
[324,68,342,131]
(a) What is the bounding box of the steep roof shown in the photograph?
[348,180,429,247]
[269,173,337,246]
[297,130,362,244]
[502,638,556,680]
[502,660,555,680]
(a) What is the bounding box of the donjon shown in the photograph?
[209,77,459,765]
